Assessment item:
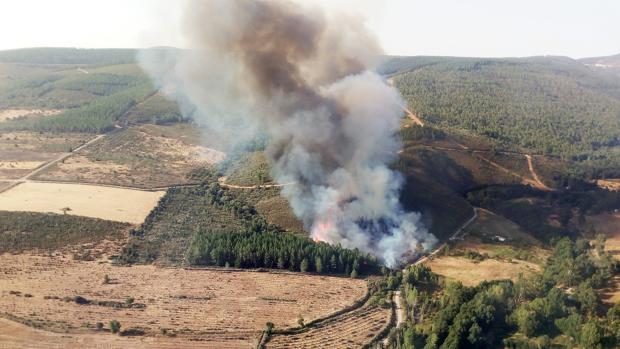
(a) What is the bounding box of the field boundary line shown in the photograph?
[260,287,372,349]
[375,292,398,348]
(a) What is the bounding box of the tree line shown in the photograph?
[386,237,620,349]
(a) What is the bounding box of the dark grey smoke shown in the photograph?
[139,0,437,267]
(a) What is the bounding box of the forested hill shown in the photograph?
[580,53,620,68]
[0,48,138,65]
[380,55,620,175]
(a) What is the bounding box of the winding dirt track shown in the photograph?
[525,154,552,191]
[0,135,106,194]
[217,176,295,190]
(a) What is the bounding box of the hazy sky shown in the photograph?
[0,0,618,58]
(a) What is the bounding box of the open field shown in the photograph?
[0,109,61,122]
[587,212,620,259]
[34,125,224,188]
[0,182,164,224]
[424,208,545,286]
[0,131,91,179]
[425,256,540,287]
[0,253,367,349]
[266,303,390,348]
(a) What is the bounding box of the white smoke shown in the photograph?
[139,0,437,267]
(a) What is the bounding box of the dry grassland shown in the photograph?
[587,212,620,259]
[596,179,620,191]
[0,253,367,349]
[0,109,61,122]
[425,256,540,287]
[0,131,90,180]
[35,125,225,188]
[0,182,164,224]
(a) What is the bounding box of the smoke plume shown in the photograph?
[139,0,437,267]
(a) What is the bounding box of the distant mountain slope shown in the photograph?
[580,53,620,68]
[380,56,620,176]
[0,48,137,66]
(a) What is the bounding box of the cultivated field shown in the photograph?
[266,303,390,348]
[0,182,164,224]
[34,125,225,188]
[0,253,367,349]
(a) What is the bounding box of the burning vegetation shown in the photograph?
[140,0,436,267]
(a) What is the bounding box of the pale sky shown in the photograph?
[0,0,618,58]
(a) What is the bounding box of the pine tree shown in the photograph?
[300,258,309,272]
[315,256,323,274]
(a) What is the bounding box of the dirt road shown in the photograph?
[0,135,106,194]
[415,207,478,266]
[525,154,552,191]
[217,176,295,190]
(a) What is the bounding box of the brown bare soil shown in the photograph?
[266,303,390,349]
[596,179,620,191]
[425,256,540,287]
[0,182,165,224]
[0,253,366,349]
[34,126,225,188]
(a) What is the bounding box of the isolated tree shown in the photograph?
[315,256,323,274]
[265,322,275,336]
[109,320,121,334]
[102,274,110,284]
[297,315,305,327]
[60,207,72,215]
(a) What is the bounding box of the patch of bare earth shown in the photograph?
[0,253,367,349]
[596,179,620,191]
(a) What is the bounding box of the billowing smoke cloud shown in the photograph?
[139,0,437,267]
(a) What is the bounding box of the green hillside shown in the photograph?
[0,47,137,65]
[382,56,620,177]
